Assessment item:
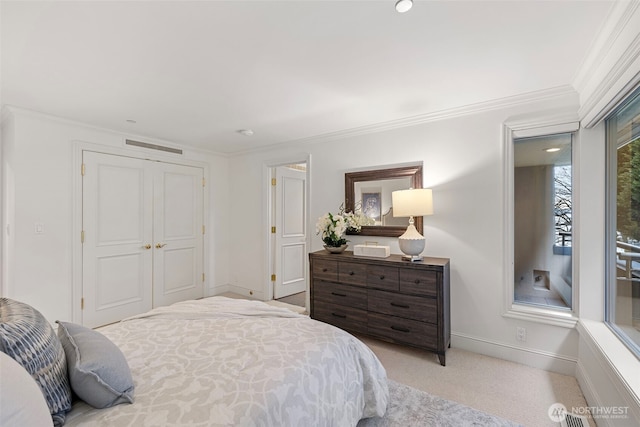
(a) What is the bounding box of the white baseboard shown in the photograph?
[452,331,577,375]
[207,283,229,296]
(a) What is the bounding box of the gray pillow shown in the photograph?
[0,298,72,427]
[56,321,135,409]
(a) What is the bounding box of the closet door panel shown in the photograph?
[153,163,204,307]
[82,152,153,328]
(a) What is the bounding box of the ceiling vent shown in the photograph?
[125,139,183,155]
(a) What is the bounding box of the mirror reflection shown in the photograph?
[345,165,422,237]
[513,133,572,310]
[353,177,412,226]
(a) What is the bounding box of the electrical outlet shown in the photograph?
[516,327,526,342]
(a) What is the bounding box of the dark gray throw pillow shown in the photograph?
[56,321,135,409]
[0,298,72,427]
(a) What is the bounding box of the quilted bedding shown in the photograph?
[65,297,389,426]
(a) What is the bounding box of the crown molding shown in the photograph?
[296,86,577,144]
[2,105,230,158]
[230,85,577,157]
[576,0,640,127]
[572,0,638,94]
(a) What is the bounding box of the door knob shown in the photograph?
[143,244,151,250]
[155,243,167,249]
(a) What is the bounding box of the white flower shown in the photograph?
[316,204,375,247]
[343,210,373,231]
[316,211,348,247]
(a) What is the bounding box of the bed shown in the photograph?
[0,296,389,427]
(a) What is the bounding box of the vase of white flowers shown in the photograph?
[316,205,372,253]
[316,212,348,252]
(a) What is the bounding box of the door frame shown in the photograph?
[71,140,209,324]
[262,154,311,308]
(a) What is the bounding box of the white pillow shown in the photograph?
[0,351,53,427]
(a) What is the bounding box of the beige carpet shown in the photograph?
[358,336,594,427]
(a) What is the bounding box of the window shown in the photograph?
[513,133,573,310]
[554,164,572,255]
[606,86,640,358]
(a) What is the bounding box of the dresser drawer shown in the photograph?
[313,304,368,335]
[367,265,399,291]
[314,281,367,310]
[368,289,437,324]
[313,259,338,282]
[368,312,437,349]
[399,269,438,297]
[338,262,367,287]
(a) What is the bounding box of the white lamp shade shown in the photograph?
[392,188,433,217]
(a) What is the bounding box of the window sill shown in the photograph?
[504,303,578,328]
[578,320,640,412]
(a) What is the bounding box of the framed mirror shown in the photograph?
[345,165,423,237]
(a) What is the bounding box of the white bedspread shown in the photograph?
[65,297,388,426]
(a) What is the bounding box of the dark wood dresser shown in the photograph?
[309,250,451,366]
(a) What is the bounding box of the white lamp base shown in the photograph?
[401,254,424,262]
[398,219,425,262]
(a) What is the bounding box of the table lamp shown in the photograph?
[392,188,433,262]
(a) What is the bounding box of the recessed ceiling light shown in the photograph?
[395,0,413,13]
[545,147,561,153]
[237,129,254,136]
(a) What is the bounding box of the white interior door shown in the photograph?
[273,166,307,299]
[153,163,204,307]
[82,152,153,328]
[83,152,204,327]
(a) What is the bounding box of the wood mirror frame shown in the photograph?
[345,165,423,237]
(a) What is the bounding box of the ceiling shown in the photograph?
[514,133,572,167]
[1,0,616,154]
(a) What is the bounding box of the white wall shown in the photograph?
[228,90,582,373]
[0,109,230,323]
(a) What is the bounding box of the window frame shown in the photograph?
[503,119,579,328]
[605,87,640,360]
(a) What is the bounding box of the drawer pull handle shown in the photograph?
[331,313,346,319]
[331,292,347,297]
[414,279,420,284]
[349,271,355,276]
[390,302,410,309]
[379,275,385,280]
[391,325,410,333]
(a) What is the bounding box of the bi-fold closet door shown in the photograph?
[82,151,204,328]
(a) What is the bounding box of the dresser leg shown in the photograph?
[438,353,446,366]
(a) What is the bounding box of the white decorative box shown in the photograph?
[354,244,391,258]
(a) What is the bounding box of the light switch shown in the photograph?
[35,222,44,234]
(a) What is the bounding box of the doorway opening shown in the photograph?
[267,161,309,310]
